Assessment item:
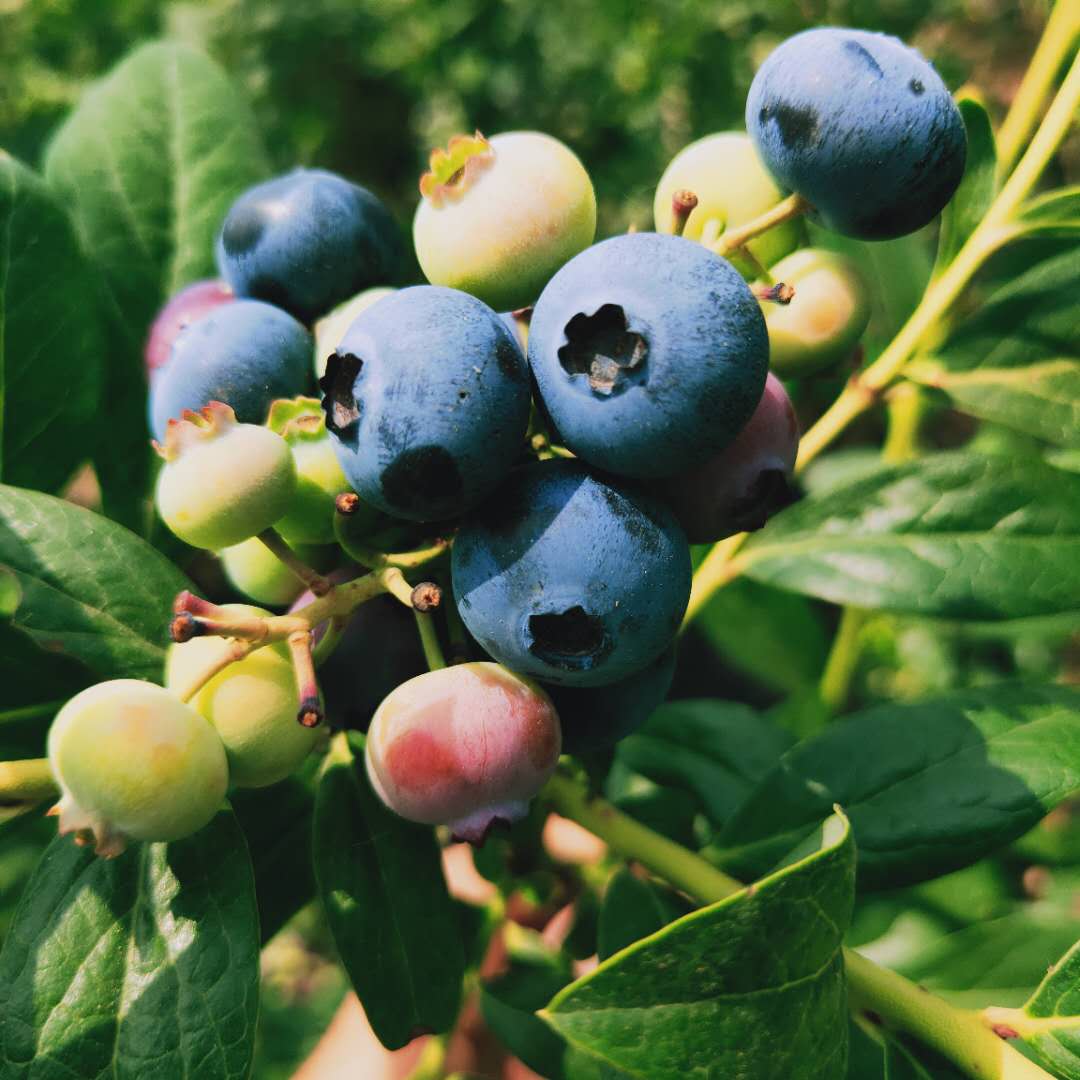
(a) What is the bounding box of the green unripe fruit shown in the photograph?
[266,397,350,545]
[413,131,596,311]
[154,401,296,550]
[760,248,871,375]
[166,605,319,788]
[219,537,329,607]
[653,132,801,274]
[313,287,395,379]
[48,679,228,856]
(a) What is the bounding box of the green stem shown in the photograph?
[818,607,867,716]
[882,383,926,464]
[542,772,1052,1080]
[996,0,1080,177]
[0,758,58,805]
[257,527,331,596]
[414,611,447,671]
[711,193,810,257]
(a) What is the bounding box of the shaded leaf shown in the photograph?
[0,809,259,1080]
[597,867,690,961]
[715,684,1080,890]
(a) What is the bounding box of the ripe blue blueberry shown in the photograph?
[527,233,768,478]
[217,169,405,324]
[542,644,677,755]
[452,460,691,687]
[319,285,531,522]
[149,299,311,441]
[746,28,966,240]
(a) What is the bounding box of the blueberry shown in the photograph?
[746,28,966,240]
[657,373,799,543]
[217,169,404,323]
[319,285,531,522]
[527,233,768,478]
[452,460,691,687]
[543,644,677,755]
[145,279,232,380]
[149,299,311,441]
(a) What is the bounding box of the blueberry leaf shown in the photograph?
[714,684,1080,890]
[596,867,690,961]
[738,452,1080,619]
[313,732,464,1049]
[909,246,1080,447]
[0,153,106,495]
[543,812,855,1080]
[0,484,190,682]
[0,809,260,1080]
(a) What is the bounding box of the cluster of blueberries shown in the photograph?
[48,27,967,852]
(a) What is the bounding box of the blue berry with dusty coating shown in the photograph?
[319,285,531,523]
[452,460,691,688]
[527,233,768,478]
[747,28,966,240]
[217,169,404,323]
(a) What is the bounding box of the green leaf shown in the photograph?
[0,809,260,1080]
[884,1037,966,1079]
[849,1022,885,1079]
[695,577,828,695]
[0,484,190,681]
[43,42,269,526]
[934,98,997,272]
[910,247,1080,446]
[0,153,105,493]
[737,452,1080,620]
[714,684,1080,890]
[597,868,690,961]
[1014,185,1080,239]
[614,700,794,830]
[543,813,855,1080]
[313,733,464,1050]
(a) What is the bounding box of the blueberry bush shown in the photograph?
[0,4,1078,1078]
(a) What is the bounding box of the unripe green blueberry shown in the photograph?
[761,248,871,375]
[266,397,350,545]
[413,131,596,311]
[653,132,802,273]
[47,679,228,856]
[166,605,319,788]
[313,287,396,380]
[365,662,561,843]
[154,401,296,550]
[219,536,330,607]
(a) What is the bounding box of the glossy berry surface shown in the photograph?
[155,402,296,550]
[413,131,596,312]
[659,373,799,543]
[365,662,561,843]
[47,679,228,856]
[166,606,319,788]
[653,132,801,273]
[452,460,692,687]
[762,248,871,375]
[149,298,311,442]
[145,279,233,379]
[528,232,768,477]
[320,285,531,522]
[543,644,677,755]
[747,28,966,240]
[313,286,396,380]
[216,168,404,324]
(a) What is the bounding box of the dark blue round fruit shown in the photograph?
[149,299,311,441]
[527,233,768,478]
[319,285,531,522]
[452,460,691,688]
[216,169,404,324]
[746,28,966,240]
[543,644,677,754]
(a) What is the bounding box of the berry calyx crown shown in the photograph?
[266,396,328,444]
[419,131,494,207]
[153,400,238,461]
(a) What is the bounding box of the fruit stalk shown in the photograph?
[0,757,59,806]
[542,771,1054,1080]
[257,527,331,596]
[413,610,448,671]
[710,192,810,257]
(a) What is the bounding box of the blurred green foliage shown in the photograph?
[0,0,1050,234]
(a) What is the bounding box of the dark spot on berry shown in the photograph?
[597,484,662,557]
[769,102,820,148]
[843,39,884,78]
[244,273,293,313]
[380,444,463,515]
[320,351,363,436]
[731,469,798,533]
[559,304,648,396]
[527,606,611,671]
[495,337,527,381]
[909,78,925,95]
[221,204,265,256]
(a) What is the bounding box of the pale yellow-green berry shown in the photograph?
[313,286,396,380]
